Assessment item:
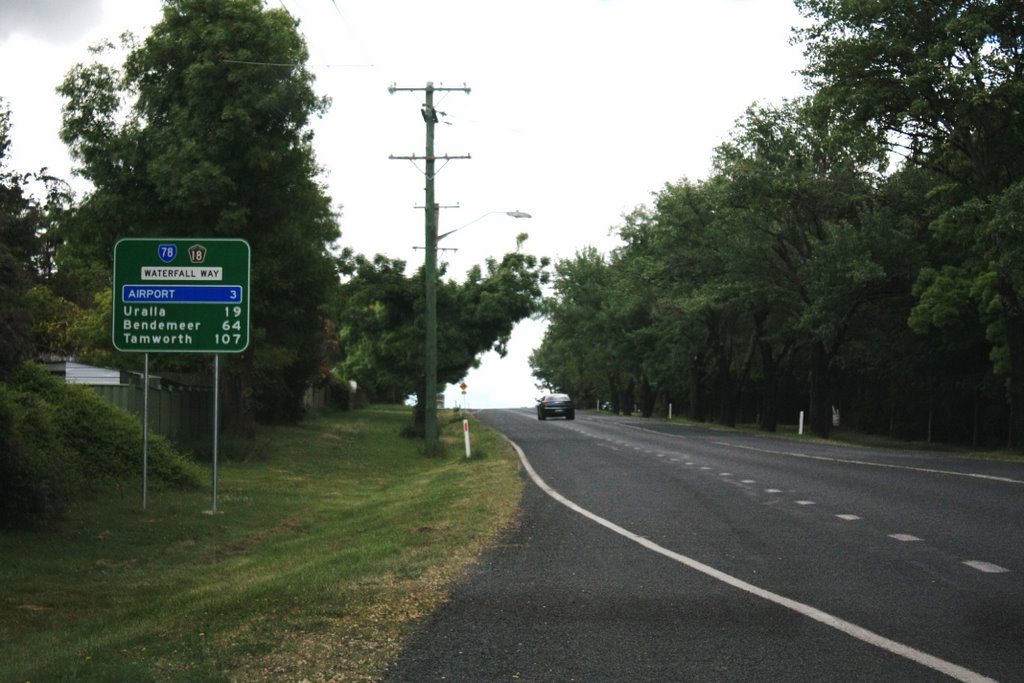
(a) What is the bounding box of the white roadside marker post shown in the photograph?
[463,419,471,459]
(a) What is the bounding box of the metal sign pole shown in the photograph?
[211,354,219,513]
[142,352,149,511]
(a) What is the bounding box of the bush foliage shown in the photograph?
[0,362,202,529]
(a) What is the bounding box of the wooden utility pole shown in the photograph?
[389,82,471,454]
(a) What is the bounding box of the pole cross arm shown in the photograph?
[388,154,472,161]
[389,82,471,94]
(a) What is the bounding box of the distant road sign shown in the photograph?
[113,238,250,353]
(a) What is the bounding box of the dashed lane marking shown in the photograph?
[889,534,923,542]
[963,561,1010,574]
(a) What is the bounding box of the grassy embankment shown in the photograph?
[0,406,522,682]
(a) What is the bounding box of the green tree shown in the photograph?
[338,237,548,432]
[437,237,549,391]
[335,254,420,404]
[23,285,85,359]
[640,179,769,426]
[0,102,74,374]
[796,0,1024,446]
[0,104,33,374]
[57,0,341,434]
[711,100,893,437]
[531,247,632,413]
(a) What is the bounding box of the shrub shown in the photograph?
[0,385,69,528]
[0,362,203,528]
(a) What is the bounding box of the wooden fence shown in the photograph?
[91,382,334,450]
[304,384,329,411]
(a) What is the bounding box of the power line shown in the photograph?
[219,59,374,68]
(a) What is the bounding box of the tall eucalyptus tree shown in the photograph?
[58,0,340,433]
[797,0,1024,446]
[712,100,890,437]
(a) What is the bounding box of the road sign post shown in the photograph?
[112,238,250,512]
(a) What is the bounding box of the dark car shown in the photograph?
[536,393,575,420]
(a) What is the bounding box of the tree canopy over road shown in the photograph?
[335,239,549,432]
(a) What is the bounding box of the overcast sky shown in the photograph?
[0,0,810,409]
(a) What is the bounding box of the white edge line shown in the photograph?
[714,441,1024,485]
[503,435,997,683]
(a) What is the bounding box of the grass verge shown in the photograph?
[0,406,522,682]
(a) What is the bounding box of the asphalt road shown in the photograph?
[383,410,1024,682]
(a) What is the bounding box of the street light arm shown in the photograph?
[438,210,532,242]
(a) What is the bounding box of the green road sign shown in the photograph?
[113,238,251,353]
